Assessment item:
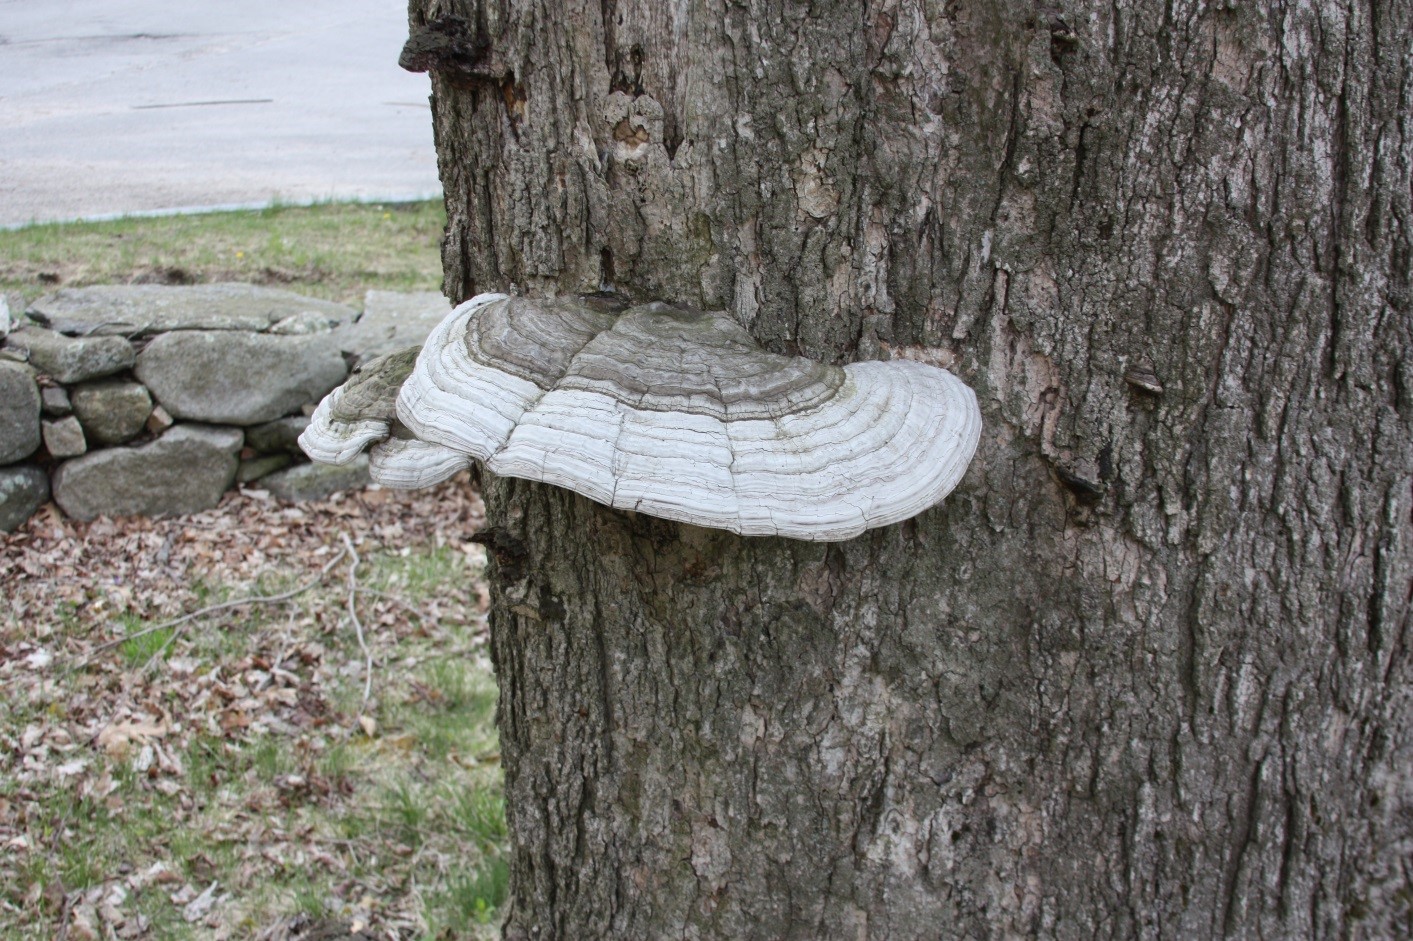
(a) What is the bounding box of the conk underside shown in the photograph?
[299,293,981,541]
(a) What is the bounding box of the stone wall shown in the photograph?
[0,284,450,532]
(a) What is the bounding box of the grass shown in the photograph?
[439,858,510,930]
[117,614,174,666]
[0,199,447,308]
[0,543,504,939]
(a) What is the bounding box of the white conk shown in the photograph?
[300,293,982,542]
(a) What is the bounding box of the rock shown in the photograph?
[245,416,311,454]
[51,424,244,521]
[0,295,11,338]
[26,284,356,338]
[237,453,292,483]
[332,290,450,363]
[71,379,153,445]
[268,311,344,335]
[135,331,349,425]
[0,465,49,533]
[41,386,72,416]
[146,405,175,434]
[0,361,41,465]
[4,327,135,383]
[43,416,87,458]
[261,456,370,502]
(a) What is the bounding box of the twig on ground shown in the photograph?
[75,545,351,670]
[342,533,374,709]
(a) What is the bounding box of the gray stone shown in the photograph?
[135,331,349,425]
[3,327,136,383]
[41,386,72,416]
[51,424,243,521]
[332,290,450,363]
[42,416,87,458]
[0,465,49,533]
[26,284,356,338]
[261,456,370,502]
[71,379,153,446]
[146,405,175,435]
[268,311,345,335]
[237,453,292,483]
[245,416,311,454]
[0,361,41,465]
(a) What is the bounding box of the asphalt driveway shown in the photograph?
[0,0,440,228]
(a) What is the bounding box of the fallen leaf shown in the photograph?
[182,881,219,922]
[96,719,168,757]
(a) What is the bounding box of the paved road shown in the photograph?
[0,1,441,228]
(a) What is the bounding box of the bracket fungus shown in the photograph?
[300,293,981,541]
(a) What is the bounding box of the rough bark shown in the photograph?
[406,0,1413,937]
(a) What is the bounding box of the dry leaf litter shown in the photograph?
[0,476,498,940]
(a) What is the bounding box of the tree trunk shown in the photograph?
[407,0,1412,937]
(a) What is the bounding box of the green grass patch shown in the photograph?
[0,199,446,308]
[437,857,510,929]
[367,546,471,597]
[424,657,498,716]
[449,787,509,851]
[117,614,173,667]
[1,540,502,939]
[403,658,498,763]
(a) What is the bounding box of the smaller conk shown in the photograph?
[300,294,981,541]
